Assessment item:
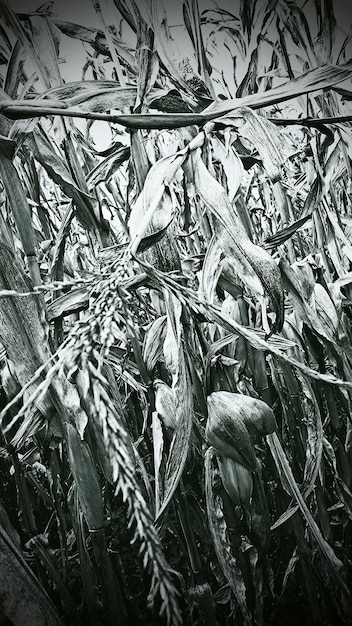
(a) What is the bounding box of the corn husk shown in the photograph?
[218,456,253,507]
[206,393,257,471]
[209,391,277,439]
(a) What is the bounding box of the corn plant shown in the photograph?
[0,0,352,624]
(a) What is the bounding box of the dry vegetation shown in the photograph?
[1,0,352,624]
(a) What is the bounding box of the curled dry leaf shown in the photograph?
[217,107,295,182]
[128,150,185,263]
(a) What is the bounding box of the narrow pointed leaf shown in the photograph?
[267,432,351,603]
[264,213,313,249]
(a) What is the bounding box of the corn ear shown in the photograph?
[218,456,253,507]
[143,315,167,372]
[206,393,257,471]
[154,379,178,432]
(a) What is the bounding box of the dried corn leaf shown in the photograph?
[53,19,136,71]
[156,295,193,521]
[133,2,159,107]
[86,146,130,188]
[280,258,338,341]
[0,514,63,625]
[0,242,50,388]
[0,0,51,89]
[152,410,165,512]
[193,150,284,333]
[183,0,214,92]
[203,62,352,116]
[25,128,101,233]
[46,287,89,321]
[138,0,209,100]
[65,422,104,531]
[0,151,40,285]
[217,107,294,182]
[146,261,352,389]
[210,134,244,202]
[29,15,62,88]
[267,432,351,603]
[270,352,323,503]
[205,448,252,625]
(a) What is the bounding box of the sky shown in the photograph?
[9,0,352,27]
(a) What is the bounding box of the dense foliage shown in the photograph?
[1,0,352,624]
